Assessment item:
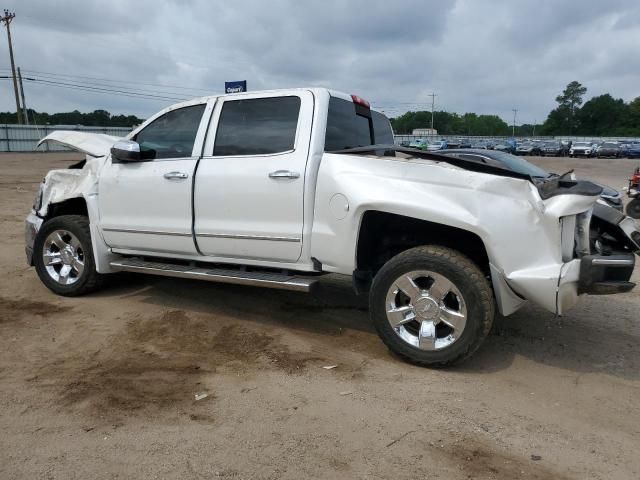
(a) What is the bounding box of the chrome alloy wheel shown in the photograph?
[41,229,85,285]
[385,270,467,351]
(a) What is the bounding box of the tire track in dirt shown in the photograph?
[37,310,326,423]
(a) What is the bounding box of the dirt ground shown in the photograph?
[1,152,639,480]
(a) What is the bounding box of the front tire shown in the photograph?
[626,199,640,219]
[33,215,104,296]
[369,245,494,367]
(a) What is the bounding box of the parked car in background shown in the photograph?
[446,138,461,149]
[426,139,448,151]
[494,142,516,154]
[459,138,473,148]
[597,142,621,158]
[439,149,625,212]
[541,140,566,157]
[515,141,542,156]
[409,139,428,150]
[569,142,595,157]
[621,142,640,159]
[471,140,488,149]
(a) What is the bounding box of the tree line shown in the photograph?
[1,82,638,136]
[0,109,144,127]
[391,111,538,137]
[391,81,639,137]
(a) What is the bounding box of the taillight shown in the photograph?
[351,94,370,109]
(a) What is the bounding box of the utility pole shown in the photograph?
[1,10,23,124]
[512,108,518,137]
[17,67,28,125]
[428,93,437,135]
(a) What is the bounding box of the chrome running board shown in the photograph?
[110,258,320,292]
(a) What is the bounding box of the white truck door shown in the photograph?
[98,100,213,255]
[194,91,314,262]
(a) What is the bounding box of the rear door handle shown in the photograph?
[268,170,300,179]
[164,171,189,180]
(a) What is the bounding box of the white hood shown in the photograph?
[37,130,123,157]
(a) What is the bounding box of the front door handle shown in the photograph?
[268,170,300,179]
[164,171,189,180]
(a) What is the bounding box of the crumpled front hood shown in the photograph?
[36,155,107,217]
[38,130,122,157]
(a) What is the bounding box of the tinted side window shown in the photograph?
[213,96,301,156]
[135,104,205,160]
[325,97,371,151]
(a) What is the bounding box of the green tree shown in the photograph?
[541,81,587,134]
[577,94,627,135]
[391,110,509,136]
[624,97,640,135]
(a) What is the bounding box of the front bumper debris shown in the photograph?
[578,254,636,295]
[25,211,43,266]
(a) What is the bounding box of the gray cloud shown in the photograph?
[1,0,638,126]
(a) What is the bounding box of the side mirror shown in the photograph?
[111,140,142,163]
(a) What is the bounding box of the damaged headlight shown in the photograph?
[32,181,44,211]
[560,209,592,261]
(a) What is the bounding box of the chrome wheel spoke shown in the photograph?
[44,252,62,266]
[429,275,453,302]
[69,236,82,250]
[418,320,437,350]
[387,305,416,327]
[439,306,466,331]
[394,275,421,302]
[50,231,67,250]
[58,264,72,285]
[72,257,84,275]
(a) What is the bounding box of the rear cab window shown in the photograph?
[324,96,394,151]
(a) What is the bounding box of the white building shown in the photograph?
[412,128,437,136]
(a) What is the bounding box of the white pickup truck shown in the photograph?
[25,88,640,366]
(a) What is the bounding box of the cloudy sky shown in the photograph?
[1,0,639,124]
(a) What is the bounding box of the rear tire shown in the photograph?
[369,245,494,367]
[34,215,104,296]
[626,199,640,219]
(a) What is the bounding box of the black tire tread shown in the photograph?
[626,198,640,219]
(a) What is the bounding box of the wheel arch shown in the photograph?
[43,196,88,222]
[41,194,116,274]
[354,210,490,287]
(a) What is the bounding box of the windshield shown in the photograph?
[574,142,590,147]
[483,151,549,177]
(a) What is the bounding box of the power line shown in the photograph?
[32,78,189,101]
[19,72,202,98]
[1,67,214,95]
[0,76,189,102]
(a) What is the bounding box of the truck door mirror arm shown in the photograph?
[111,140,144,163]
